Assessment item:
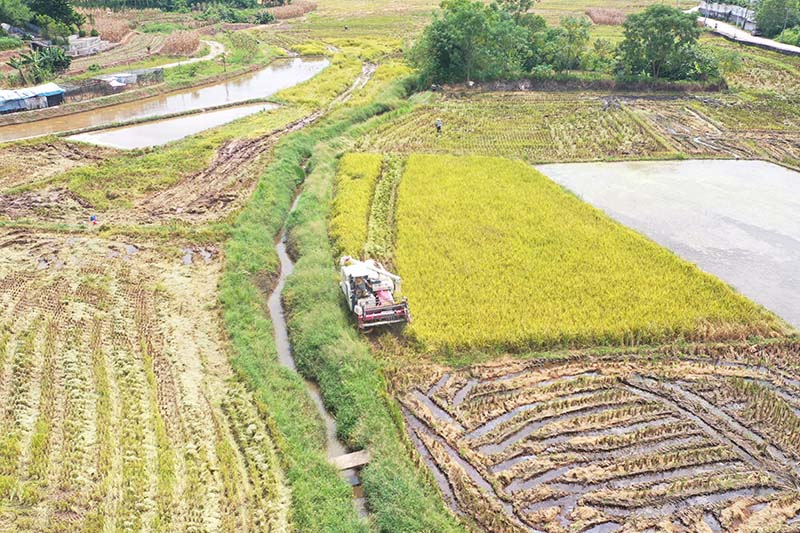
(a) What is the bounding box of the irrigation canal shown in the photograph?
[268,193,369,516]
[0,57,329,144]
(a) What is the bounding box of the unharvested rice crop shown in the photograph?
[393,343,800,532]
[160,30,200,56]
[357,93,671,162]
[585,8,626,25]
[330,153,383,256]
[393,154,782,351]
[0,230,290,531]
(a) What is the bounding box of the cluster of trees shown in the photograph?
[412,0,721,84]
[0,0,85,43]
[6,46,71,83]
[756,0,800,42]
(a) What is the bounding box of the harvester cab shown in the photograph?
[339,256,411,330]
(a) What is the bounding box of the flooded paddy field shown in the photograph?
[68,103,279,150]
[0,57,329,144]
[537,160,800,329]
[393,347,800,532]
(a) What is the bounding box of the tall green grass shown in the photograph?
[221,75,465,531]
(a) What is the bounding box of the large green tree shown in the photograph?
[0,0,31,26]
[26,0,84,27]
[756,0,799,37]
[617,5,707,80]
[412,0,527,83]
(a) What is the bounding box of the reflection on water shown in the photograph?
[68,103,278,149]
[0,57,329,143]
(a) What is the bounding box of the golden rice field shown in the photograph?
[392,154,784,352]
[355,93,672,162]
[330,152,383,257]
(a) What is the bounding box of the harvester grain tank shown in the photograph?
[339,256,411,330]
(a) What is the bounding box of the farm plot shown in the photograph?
[0,230,289,531]
[626,97,800,168]
[393,345,800,533]
[391,154,783,352]
[69,33,169,74]
[356,92,671,162]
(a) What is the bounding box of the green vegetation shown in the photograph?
[393,154,784,352]
[140,21,187,33]
[0,35,21,50]
[6,47,71,84]
[618,5,718,81]
[757,0,799,37]
[281,80,466,533]
[412,1,720,84]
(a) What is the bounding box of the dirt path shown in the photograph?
[158,40,226,69]
[130,62,377,224]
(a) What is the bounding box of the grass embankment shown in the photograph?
[221,75,465,531]
[392,154,785,353]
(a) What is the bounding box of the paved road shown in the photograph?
[537,160,800,329]
[159,40,226,69]
[690,9,800,55]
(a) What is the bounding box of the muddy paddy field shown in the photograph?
[394,346,800,532]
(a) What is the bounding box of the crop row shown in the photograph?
[394,355,800,532]
[356,94,671,162]
[0,232,290,531]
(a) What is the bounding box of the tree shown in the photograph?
[756,0,799,37]
[617,5,706,80]
[560,16,590,70]
[0,0,31,27]
[26,0,84,27]
[412,0,528,83]
[496,0,536,20]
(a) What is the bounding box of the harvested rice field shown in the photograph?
[393,343,800,533]
[356,93,672,163]
[0,229,289,531]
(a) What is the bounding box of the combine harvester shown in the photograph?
[339,256,411,330]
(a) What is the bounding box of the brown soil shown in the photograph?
[0,140,116,190]
[393,345,800,532]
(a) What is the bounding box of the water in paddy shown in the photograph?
[68,103,278,149]
[536,159,800,329]
[0,57,329,143]
[268,193,367,516]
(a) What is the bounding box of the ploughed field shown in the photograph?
[392,344,800,532]
[0,229,290,531]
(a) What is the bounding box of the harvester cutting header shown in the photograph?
[339,256,411,330]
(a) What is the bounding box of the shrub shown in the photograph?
[0,36,22,51]
[252,10,275,24]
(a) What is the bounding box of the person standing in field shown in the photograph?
[435,118,443,134]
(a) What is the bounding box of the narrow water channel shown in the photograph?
[0,57,329,143]
[267,193,368,515]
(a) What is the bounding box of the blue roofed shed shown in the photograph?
[0,83,65,114]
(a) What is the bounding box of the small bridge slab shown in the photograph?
[331,450,371,471]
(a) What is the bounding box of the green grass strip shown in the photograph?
[282,84,466,532]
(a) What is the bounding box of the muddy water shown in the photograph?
[68,103,279,149]
[268,193,366,514]
[0,57,329,143]
[536,160,800,329]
